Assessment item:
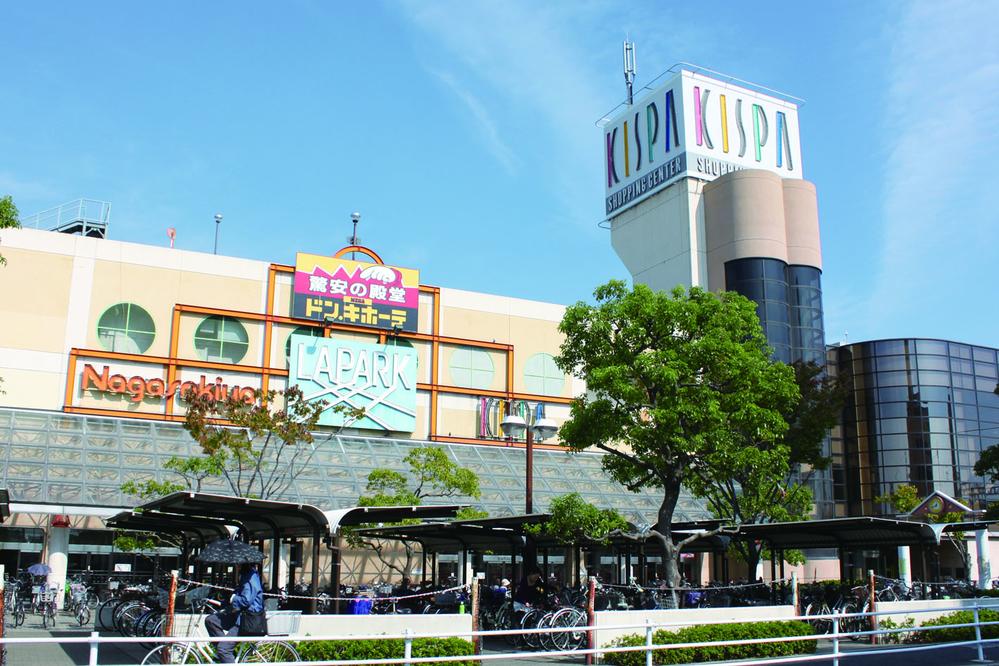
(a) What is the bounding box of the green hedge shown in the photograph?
[295,637,475,665]
[604,621,817,665]
[910,609,999,643]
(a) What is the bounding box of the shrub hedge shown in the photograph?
[604,620,817,665]
[295,637,475,665]
[910,608,999,643]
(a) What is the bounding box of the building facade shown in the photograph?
[831,338,999,517]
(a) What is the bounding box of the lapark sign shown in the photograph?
[603,69,803,216]
[287,333,417,432]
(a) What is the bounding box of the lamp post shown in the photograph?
[501,406,558,514]
[213,213,223,254]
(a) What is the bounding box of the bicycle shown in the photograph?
[39,588,58,629]
[140,599,300,665]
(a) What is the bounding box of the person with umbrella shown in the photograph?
[200,541,265,664]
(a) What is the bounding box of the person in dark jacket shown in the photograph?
[513,571,547,612]
[205,563,264,663]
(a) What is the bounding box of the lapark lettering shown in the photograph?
[80,364,256,404]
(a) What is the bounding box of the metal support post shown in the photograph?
[586,576,597,666]
[645,618,654,666]
[89,632,100,666]
[831,612,841,666]
[973,605,990,663]
[868,569,877,645]
[163,571,178,663]
[471,574,480,655]
[404,628,413,666]
[791,572,799,616]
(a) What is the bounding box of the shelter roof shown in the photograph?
[354,514,553,552]
[105,510,232,546]
[106,492,465,541]
[735,516,991,549]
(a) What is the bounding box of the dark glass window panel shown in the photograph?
[875,340,907,356]
[764,280,789,303]
[975,362,998,379]
[914,386,950,402]
[766,323,791,346]
[765,301,789,324]
[763,259,787,280]
[974,347,997,363]
[879,387,910,403]
[924,402,952,418]
[878,418,908,434]
[878,402,909,419]
[980,406,999,423]
[725,259,757,284]
[953,374,976,389]
[952,358,975,374]
[950,344,972,360]
[732,280,765,301]
[877,371,910,387]
[880,434,909,450]
[772,345,791,364]
[803,329,825,349]
[951,388,977,405]
[916,340,949,356]
[755,303,766,322]
[918,370,952,386]
[793,307,823,329]
[979,391,999,409]
[792,286,822,309]
[882,450,909,466]
[917,355,950,372]
[976,375,999,392]
[876,355,910,372]
[788,266,821,289]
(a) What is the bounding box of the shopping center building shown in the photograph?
[1,67,997,591]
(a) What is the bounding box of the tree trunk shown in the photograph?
[656,483,683,607]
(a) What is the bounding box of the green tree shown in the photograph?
[555,281,799,595]
[348,446,487,577]
[121,386,360,501]
[527,493,629,544]
[687,360,844,576]
[0,194,20,267]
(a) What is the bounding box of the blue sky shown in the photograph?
[2,1,997,348]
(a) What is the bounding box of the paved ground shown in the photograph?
[5,615,999,665]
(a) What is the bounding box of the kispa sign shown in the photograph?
[288,333,417,432]
[603,69,803,217]
[292,253,420,333]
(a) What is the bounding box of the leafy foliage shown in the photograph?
[527,493,629,544]
[348,446,486,576]
[604,620,816,665]
[555,281,799,589]
[0,194,20,267]
[910,609,999,643]
[875,484,921,514]
[975,445,999,483]
[295,637,473,664]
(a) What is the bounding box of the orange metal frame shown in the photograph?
[63,255,571,448]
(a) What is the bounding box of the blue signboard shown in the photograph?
[287,334,417,432]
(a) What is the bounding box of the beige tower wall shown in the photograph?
[609,179,708,291]
[702,169,821,290]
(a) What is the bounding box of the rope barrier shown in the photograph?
[596,577,791,593]
[175,577,470,603]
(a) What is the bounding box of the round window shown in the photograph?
[523,353,564,395]
[449,347,494,390]
[97,303,155,353]
[194,316,249,363]
[285,325,324,358]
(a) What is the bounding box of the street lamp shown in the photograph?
[501,407,559,514]
[213,213,223,255]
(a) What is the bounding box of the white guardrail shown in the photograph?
[3,602,999,665]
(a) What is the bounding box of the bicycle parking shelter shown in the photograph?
[104,491,465,613]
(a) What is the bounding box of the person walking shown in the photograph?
[205,563,264,663]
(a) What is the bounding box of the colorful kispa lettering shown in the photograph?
[80,364,256,404]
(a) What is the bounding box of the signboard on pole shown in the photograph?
[292,253,420,333]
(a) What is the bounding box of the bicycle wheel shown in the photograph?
[77,605,92,627]
[42,607,50,628]
[535,611,557,651]
[237,640,301,663]
[14,606,25,627]
[141,643,204,665]
[96,598,117,631]
[521,609,543,649]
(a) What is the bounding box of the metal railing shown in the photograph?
[3,600,999,665]
[21,199,111,236]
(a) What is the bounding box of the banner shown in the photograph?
[292,253,420,332]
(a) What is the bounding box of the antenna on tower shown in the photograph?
[348,212,361,261]
[623,40,637,105]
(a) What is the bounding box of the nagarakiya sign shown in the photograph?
[287,333,417,432]
[292,253,420,333]
[603,70,803,217]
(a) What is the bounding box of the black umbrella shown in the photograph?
[196,539,264,565]
[27,563,51,576]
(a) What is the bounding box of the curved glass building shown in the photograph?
[832,338,999,516]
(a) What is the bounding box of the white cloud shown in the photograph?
[862,1,999,342]
[432,70,519,174]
